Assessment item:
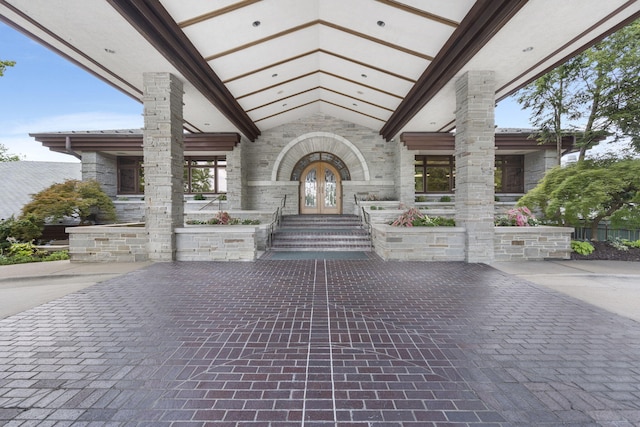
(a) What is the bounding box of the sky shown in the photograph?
[0,21,553,163]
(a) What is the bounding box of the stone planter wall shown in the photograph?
[494,226,573,261]
[371,224,466,261]
[372,224,572,262]
[68,223,266,262]
[175,226,257,261]
[67,223,149,262]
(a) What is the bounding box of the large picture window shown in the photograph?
[117,156,227,195]
[415,154,525,194]
[415,155,455,193]
[184,157,227,194]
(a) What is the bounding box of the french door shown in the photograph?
[300,162,342,214]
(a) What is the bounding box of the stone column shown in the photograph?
[394,140,415,205]
[81,152,117,197]
[454,71,496,263]
[143,73,184,262]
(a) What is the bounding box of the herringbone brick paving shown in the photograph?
[0,260,639,426]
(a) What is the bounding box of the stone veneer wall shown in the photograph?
[494,226,573,261]
[371,224,466,261]
[243,114,398,214]
[525,150,557,192]
[67,224,149,262]
[371,224,572,262]
[82,152,117,198]
[175,227,257,261]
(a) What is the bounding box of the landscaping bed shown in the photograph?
[571,241,640,261]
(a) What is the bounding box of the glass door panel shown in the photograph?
[300,162,341,214]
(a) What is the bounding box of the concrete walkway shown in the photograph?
[492,260,640,323]
[0,260,151,319]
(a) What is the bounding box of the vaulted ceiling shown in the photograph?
[1,0,639,141]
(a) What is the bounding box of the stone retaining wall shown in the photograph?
[68,223,265,262]
[67,224,149,262]
[494,226,573,261]
[371,224,466,261]
[372,224,572,262]
[175,227,257,261]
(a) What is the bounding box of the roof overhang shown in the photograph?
[2,0,639,141]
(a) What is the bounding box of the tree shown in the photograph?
[516,62,582,165]
[0,143,22,162]
[515,19,640,162]
[21,179,117,225]
[517,157,640,240]
[0,59,15,77]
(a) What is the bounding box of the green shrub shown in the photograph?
[193,193,206,200]
[571,240,595,255]
[607,237,629,251]
[439,195,452,202]
[622,239,640,248]
[0,215,44,249]
[43,250,70,261]
[415,196,427,202]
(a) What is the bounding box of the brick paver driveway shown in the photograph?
[1,260,639,426]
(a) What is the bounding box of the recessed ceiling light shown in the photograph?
[252,20,261,27]
[104,48,116,54]
[272,73,278,78]
[282,103,287,107]
[522,46,534,52]
[353,103,358,107]
[277,90,284,94]
[204,123,210,126]
[377,20,385,27]
[357,90,364,95]
[361,74,367,78]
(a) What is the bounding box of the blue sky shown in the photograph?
[0,21,533,163]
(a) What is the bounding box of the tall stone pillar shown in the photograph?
[143,73,184,261]
[394,140,415,205]
[454,71,496,263]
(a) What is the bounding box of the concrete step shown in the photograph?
[271,214,371,252]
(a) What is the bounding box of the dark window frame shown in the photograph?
[414,155,455,193]
[116,155,227,195]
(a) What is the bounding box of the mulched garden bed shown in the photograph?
[571,240,640,261]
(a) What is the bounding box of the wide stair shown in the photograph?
[270,215,371,252]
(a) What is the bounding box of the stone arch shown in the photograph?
[271,131,370,181]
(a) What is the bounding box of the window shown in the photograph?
[414,155,525,194]
[184,157,226,194]
[117,157,144,194]
[415,155,455,193]
[116,156,227,195]
[495,155,524,193]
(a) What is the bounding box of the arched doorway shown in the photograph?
[300,162,342,214]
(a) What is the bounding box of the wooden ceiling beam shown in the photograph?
[107,0,260,141]
[380,0,529,141]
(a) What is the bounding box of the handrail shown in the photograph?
[197,194,226,211]
[268,195,288,249]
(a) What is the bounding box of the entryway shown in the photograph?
[299,161,342,214]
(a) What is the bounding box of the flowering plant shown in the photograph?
[495,206,538,226]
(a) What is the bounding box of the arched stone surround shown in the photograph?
[271,131,370,182]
